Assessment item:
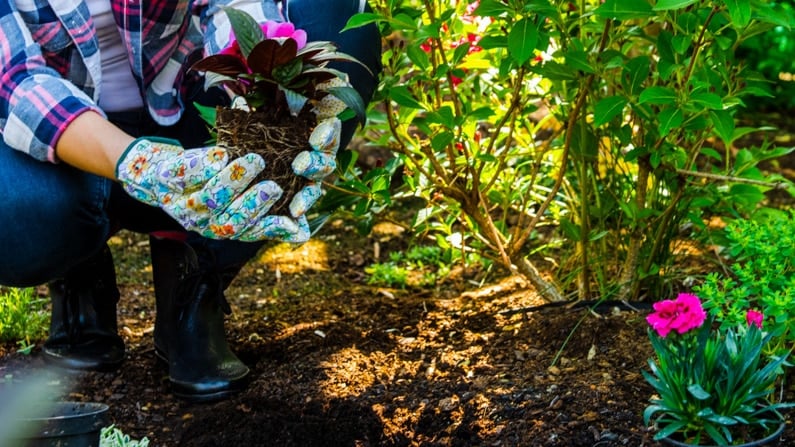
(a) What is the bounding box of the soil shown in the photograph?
[0,121,793,446]
[215,106,314,215]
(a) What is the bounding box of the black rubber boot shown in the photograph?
[149,235,249,402]
[42,244,126,371]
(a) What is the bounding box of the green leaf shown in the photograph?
[431,131,454,152]
[658,107,683,136]
[223,8,264,58]
[565,50,594,74]
[389,85,423,109]
[192,102,217,129]
[524,1,557,15]
[533,61,577,81]
[729,184,766,209]
[507,18,538,65]
[700,147,722,161]
[271,58,303,85]
[468,107,495,120]
[753,2,794,27]
[559,218,581,240]
[474,0,512,17]
[328,85,367,125]
[407,45,430,71]
[623,56,650,96]
[477,35,507,50]
[687,384,711,400]
[337,108,357,122]
[452,42,472,65]
[389,13,417,31]
[426,106,455,128]
[341,12,383,32]
[653,0,698,11]
[690,91,723,110]
[639,86,677,105]
[281,87,308,116]
[656,31,676,64]
[475,152,497,163]
[594,96,628,126]
[595,0,653,20]
[415,22,442,41]
[725,0,751,28]
[653,421,688,440]
[671,35,691,54]
[710,110,735,148]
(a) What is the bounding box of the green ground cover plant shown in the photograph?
[0,287,48,353]
[331,0,795,304]
[366,244,452,288]
[696,210,795,357]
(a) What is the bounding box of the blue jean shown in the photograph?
[0,0,381,287]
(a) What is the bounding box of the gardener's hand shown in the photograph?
[209,213,311,243]
[202,187,311,243]
[116,137,289,238]
[289,78,350,217]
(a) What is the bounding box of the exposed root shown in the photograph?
[215,107,315,215]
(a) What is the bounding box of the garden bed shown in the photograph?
[2,127,794,446]
[1,214,794,446]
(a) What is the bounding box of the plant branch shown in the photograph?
[511,20,612,255]
[675,169,791,189]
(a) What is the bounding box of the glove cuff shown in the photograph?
[115,136,183,180]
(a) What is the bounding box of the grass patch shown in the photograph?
[0,287,48,353]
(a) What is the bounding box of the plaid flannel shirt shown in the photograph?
[0,0,282,162]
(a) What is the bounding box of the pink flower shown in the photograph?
[221,20,307,59]
[262,21,307,50]
[646,293,706,338]
[746,309,764,329]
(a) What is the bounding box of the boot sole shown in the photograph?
[172,384,246,403]
[153,347,249,402]
[41,347,125,372]
[42,357,124,373]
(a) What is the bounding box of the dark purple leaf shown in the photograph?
[247,39,299,77]
[190,54,249,77]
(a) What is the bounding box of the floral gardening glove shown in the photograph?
[116,137,287,238]
[288,77,350,218]
[202,184,310,243]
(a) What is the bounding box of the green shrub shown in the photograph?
[338,0,795,303]
[736,1,795,110]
